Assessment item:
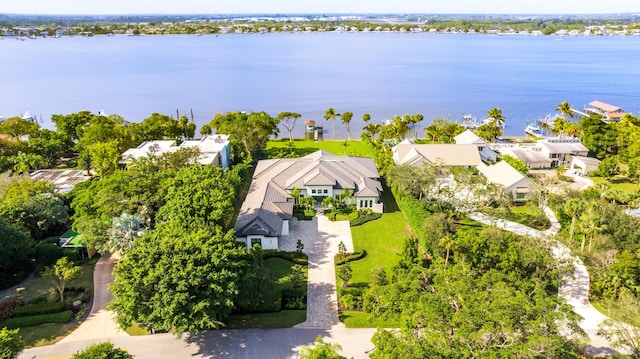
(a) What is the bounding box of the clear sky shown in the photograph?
[3,0,639,15]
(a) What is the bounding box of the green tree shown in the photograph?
[43,257,81,302]
[371,265,388,286]
[109,212,147,253]
[361,122,381,142]
[0,219,33,289]
[598,293,640,358]
[71,342,133,359]
[341,111,353,140]
[51,111,94,141]
[337,262,352,288]
[208,111,279,161]
[139,113,181,141]
[109,225,250,334]
[424,118,465,143]
[564,198,585,243]
[556,101,574,119]
[199,124,212,136]
[362,113,371,123]
[0,327,24,359]
[299,336,346,359]
[86,140,120,177]
[28,129,73,168]
[594,156,621,180]
[277,111,301,141]
[12,152,46,174]
[501,154,529,175]
[324,107,339,140]
[0,116,40,138]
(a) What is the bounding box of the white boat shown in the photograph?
[461,114,478,129]
[525,124,543,137]
[21,111,37,122]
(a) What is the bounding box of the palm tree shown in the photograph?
[291,186,301,206]
[487,107,505,132]
[564,198,584,243]
[110,212,147,253]
[341,111,353,140]
[412,113,424,139]
[340,189,355,207]
[579,206,606,252]
[362,113,371,123]
[361,122,381,142]
[324,107,339,140]
[439,234,454,269]
[556,101,574,119]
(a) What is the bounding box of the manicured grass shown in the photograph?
[266,139,374,158]
[225,310,306,329]
[591,176,639,195]
[349,188,408,285]
[339,311,400,328]
[483,202,550,230]
[19,322,80,347]
[124,323,150,336]
[265,257,299,279]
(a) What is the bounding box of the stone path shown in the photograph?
[469,207,619,355]
[58,253,128,344]
[282,213,353,329]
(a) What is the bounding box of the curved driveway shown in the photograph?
[469,207,619,356]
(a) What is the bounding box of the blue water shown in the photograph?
[1,33,639,138]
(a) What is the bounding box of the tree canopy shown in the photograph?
[208,111,279,161]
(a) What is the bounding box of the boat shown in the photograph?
[460,114,478,129]
[524,124,543,137]
[21,111,37,122]
[304,119,316,132]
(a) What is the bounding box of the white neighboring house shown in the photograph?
[454,129,498,163]
[477,161,533,201]
[234,150,383,250]
[570,156,601,176]
[537,137,589,168]
[498,147,552,169]
[120,135,231,168]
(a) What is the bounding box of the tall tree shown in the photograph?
[43,257,81,302]
[51,110,94,142]
[0,328,24,359]
[564,198,584,243]
[0,219,33,289]
[209,111,279,161]
[362,113,371,123]
[324,107,339,140]
[109,212,147,253]
[109,224,251,334]
[0,116,40,138]
[277,112,301,141]
[556,101,574,119]
[341,111,353,140]
[86,140,120,177]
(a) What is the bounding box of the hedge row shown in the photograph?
[393,188,431,246]
[12,302,67,317]
[2,310,74,329]
[349,213,382,227]
[262,250,308,265]
[335,250,367,265]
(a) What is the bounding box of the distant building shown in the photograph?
[59,229,96,259]
[497,137,589,169]
[392,141,482,167]
[477,161,532,201]
[569,156,601,176]
[584,100,626,121]
[121,135,231,168]
[29,169,92,193]
[454,129,498,163]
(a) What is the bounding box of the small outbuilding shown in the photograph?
[570,156,601,176]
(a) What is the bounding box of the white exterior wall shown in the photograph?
[357,196,379,210]
[333,189,356,205]
[281,220,289,236]
[306,185,333,197]
[238,235,279,250]
[505,178,532,201]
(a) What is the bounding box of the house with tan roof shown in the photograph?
[585,100,626,121]
[392,142,482,167]
[477,161,532,201]
[454,129,498,163]
[234,150,382,250]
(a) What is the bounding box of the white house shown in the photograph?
[537,137,589,168]
[234,150,383,250]
[499,147,552,169]
[570,156,601,176]
[477,161,532,201]
[121,134,231,168]
[392,142,482,167]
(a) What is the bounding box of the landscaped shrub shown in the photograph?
[11,302,67,317]
[262,250,308,265]
[1,310,74,329]
[339,294,361,310]
[62,248,82,262]
[35,242,64,267]
[335,250,367,265]
[394,189,431,246]
[282,295,306,310]
[349,213,382,227]
[0,299,25,321]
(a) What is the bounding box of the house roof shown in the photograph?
[572,156,601,167]
[393,143,482,167]
[477,161,530,189]
[502,148,551,165]
[589,100,624,113]
[454,130,486,145]
[29,169,92,193]
[121,135,230,165]
[538,138,588,154]
[235,150,381,238]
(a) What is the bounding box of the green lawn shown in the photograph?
[225,310,306,329]
[266,139,374,158]
[265,257,300,279]
[483,202,550,230]
[591,176,639,195]
[19,322,80,347]
[339,311,400,328]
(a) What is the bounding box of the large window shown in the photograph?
[250,237,262,247]
[323,189,328,194]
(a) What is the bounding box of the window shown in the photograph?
[312,189,317,194]
[359,200,363,207]
[369,200,373,208]
[323,189,328,194]
[250,237,262,247]
[516,192,526,200]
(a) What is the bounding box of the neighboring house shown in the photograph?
[29,169,92,193]
[498,148,552,169]
[59,229,96,259]
[477,161,532,201]
[120,134,231,168]
[454,129,498,163]
[537,137,589,168]
[570,156,601,176]
[235,150,383,250]
[584,100,626,121]
[392,142,482,167]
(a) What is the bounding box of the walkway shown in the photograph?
[469,207,617,355]
[58,253,128,344]
[281,213,354,329]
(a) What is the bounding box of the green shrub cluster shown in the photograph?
[337,285,366,311]
[335,250,367,265]
[262,250,308,265]
[35,242,64,266]
[394,189,431,247]
[0,299,25,321]
[349,213,382,227]
[11,302,67,317]
[2,310,73,329]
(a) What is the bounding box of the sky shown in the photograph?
[2,0,639,15]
